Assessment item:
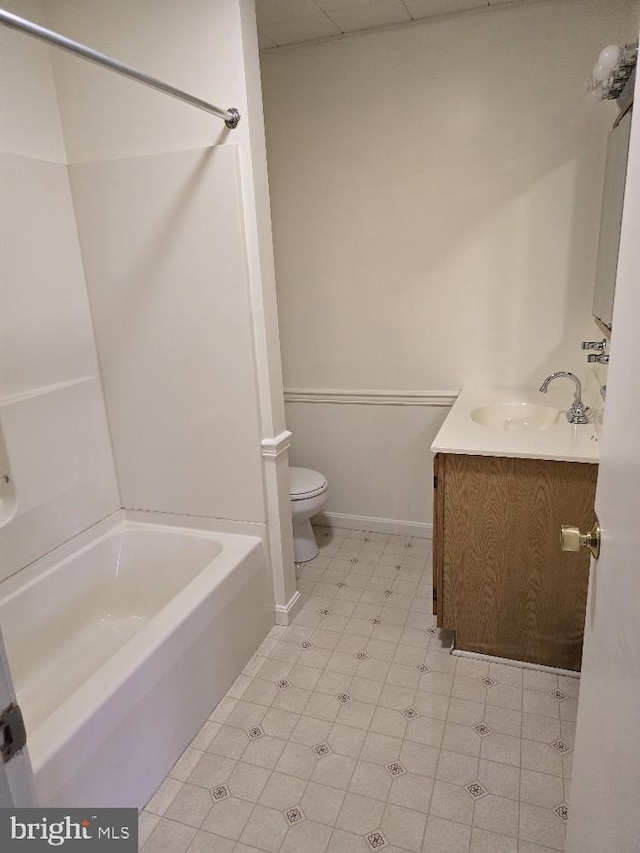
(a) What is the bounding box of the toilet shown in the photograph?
[289,466,328,562]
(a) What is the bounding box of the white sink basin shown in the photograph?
[470,401,560,432]
[432,387,599,463]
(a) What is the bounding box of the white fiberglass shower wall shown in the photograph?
[0,0,295,806]
[0,0,120,576]
[47,0,295,610]
[0,0,295,603]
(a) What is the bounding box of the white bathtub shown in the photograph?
[0,511,273,808]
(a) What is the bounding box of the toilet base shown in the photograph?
[292,517,319,562]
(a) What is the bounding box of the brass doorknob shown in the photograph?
[560,524,601,559]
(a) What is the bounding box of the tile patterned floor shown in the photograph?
[140,526,577,853]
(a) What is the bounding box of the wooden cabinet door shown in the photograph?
[439,453,597,671]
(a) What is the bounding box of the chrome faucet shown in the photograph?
[539,372,590,424]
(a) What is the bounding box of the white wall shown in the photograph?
[0,0,120,580]
[286,401,450,534]
[261,0,632,534]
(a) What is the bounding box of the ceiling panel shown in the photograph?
[255,0,326,28]
[325,1,412,33]
[315,0,401,10]
[257,29,279,50]
[258,0,528,49]
[403,0,488,17]
[259,14,341,47]
[314,0,374,9]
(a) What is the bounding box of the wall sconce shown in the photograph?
[586,42,637,103]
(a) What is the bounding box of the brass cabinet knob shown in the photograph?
[560,524,601,559]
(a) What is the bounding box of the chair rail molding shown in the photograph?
[260,429,293,457]
[284,389,458,407]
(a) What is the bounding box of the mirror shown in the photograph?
[593,107,633,332]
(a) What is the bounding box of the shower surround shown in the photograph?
[1,0,293,807]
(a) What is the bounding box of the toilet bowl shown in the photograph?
[289,467,328,562]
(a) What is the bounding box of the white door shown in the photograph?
[566,84,640,851]
[0,629,36,807]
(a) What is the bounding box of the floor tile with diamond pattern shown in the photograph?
[140,526,576,852]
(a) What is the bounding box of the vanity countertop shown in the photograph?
[431,386,600,464]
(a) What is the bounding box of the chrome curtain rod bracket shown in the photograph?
[0,8,241,130]
[224,108,241,130]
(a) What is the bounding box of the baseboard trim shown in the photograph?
[451,649,580,679]
[314,511,432,540]
[275,590,303,626]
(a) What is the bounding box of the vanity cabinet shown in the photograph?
[433,453,598,671]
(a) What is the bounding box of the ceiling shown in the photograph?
[256,0,522,49]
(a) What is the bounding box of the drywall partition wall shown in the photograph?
[262,0,632,535]
[237,0,297,619]
[69,146,265,520]
[0,0,120,581]
[47,0,297,615]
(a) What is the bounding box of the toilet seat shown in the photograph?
[290,467,327,501]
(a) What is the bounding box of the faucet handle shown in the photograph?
[583,339,609,364]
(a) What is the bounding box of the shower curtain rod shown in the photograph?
[0,8,241,129]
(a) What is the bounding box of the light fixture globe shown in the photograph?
[592,62,612,83]
[598,44,621,73]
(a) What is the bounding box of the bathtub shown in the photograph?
[0,511,273,808]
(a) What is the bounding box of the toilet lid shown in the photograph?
[290,467,327,500]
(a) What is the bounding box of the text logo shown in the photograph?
[0,809,137,849]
